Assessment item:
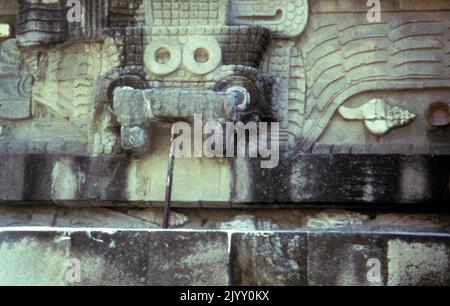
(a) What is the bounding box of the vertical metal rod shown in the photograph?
[163,132,176,229]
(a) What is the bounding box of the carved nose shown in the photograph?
[113,87,244,126]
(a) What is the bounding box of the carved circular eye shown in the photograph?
[154,47,171,64]
[183,36,222,75]
[194,48,209,63]
[145,39,182,76]
[226,86,251,111]
[427,102,450,127]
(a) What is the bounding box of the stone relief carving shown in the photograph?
[338,99,415,136]
[0,39,32,120]
[292,7,450,152]
[0,0,448,156]
[91,0,287,155]
[229,0,309,38]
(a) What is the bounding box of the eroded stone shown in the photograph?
[231,232,307,286]
[387,238,450,286]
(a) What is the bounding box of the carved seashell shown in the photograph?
[338,99,415,136]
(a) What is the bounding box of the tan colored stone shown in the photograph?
[127,209,188,227]
[306,210,370,229]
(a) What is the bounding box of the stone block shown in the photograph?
[70,230,230,286]
[230,232,307,286]
[0,230,71,286]
[387,236,450,286]
[307,232,387,286]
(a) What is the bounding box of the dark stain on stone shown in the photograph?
[247,157,291,203]
[22,154,53,201]
[71,156,90,200]
[426,155,450,205]
[86,154,131,201]
[247,154,448,209]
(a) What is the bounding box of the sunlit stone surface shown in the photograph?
[0,0,449,286]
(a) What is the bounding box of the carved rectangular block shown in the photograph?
[70,230,230,286]
[231,232,308,286]
[0,229,448,286]
[307,232,387,286]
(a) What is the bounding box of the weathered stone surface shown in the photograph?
[0,154,449,207]
[0,0,449,207]
[0,229,449,286]
[220,215,258,231]
[70,231,153,286]
[1,0,448,156]
[307,232,450,286]
[305,210,370,229]
[0,229,230,286]
[307,233,387,286]
[251,154,450,207]
[0,231,71,286]
[0,206,449,234]
[126,209,189,228]
[387,236,450,286]
[231,232,307,286]
[71,230,230,286]
[145,231,230,286]
[0,155,25,201]
[0,39,32,120]
[0,0,449,287]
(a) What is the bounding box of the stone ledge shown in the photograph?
[0,154,449,207]
[0,228,448,286]
[0,229,230,286]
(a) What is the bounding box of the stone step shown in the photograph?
[0,228,448,286]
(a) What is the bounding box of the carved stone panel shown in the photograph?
[0,39,32,120]
[0,0,448,206]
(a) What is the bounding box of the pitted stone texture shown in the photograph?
[0,231,71,286]
[306,210,370,229]
[231,232,307,286]
[145,231,229,286]
[0,229,449,285]
[0,230,229,286]
[387,237,450,286]
[307,233,387,286]
[71,230,230,286]
[0,154,449,207]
